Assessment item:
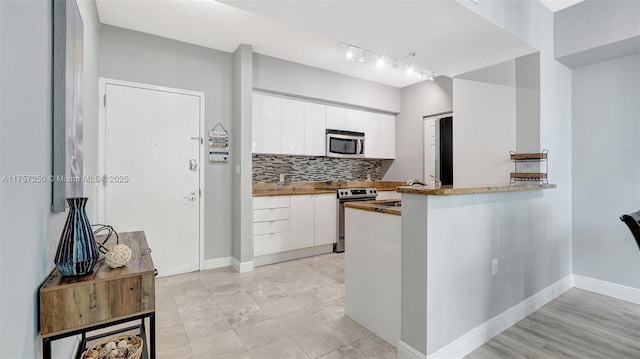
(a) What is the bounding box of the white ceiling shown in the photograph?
[95,0,537,88]
[540,0,585,12]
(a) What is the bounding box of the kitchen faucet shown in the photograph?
[430,175,442,188]
[406,179,426,186]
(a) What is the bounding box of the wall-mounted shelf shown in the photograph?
[510,149,548,185]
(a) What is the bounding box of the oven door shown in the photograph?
[326,132,364,158]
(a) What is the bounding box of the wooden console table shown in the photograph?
[39,231,156,359]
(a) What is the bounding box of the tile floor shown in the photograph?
[155,253,398,359]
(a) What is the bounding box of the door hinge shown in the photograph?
[103,94,107,107]
[199,189,202,197]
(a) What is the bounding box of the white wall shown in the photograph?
[382,77,453,181]
[554,0,640,68]
[453,60,516,187]
[253,53,401,113]
[0,0,99,356]
[572,54,640,288]
[99,25,234,261]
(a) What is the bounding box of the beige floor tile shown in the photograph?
[182,317,233,341]
[215,291,257,313]
[233,318,287,350]
[327,317,374,344]
[156,306,183,329]
[351,336,397,359]
[246,284,289,304]
[318,344,368,359]
[316,283,345,302]
[312,300,346,324]
[292,325,348,358]
[290,288,330,311]
[156,270,201,288]
[157,343,194,359]
[177,300,223,323]
[156,323,189,351]
[261,296,304,318]
[189,330,245,359]
[249,337,310,359]
[278,279,317,295]
[273,309,324,336]
[210,282,244,299]
[223,304,271,327]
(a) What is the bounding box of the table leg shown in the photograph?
[150,313,156,359]
[43,337,51,359]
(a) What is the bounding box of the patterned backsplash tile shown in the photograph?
[253,154,382,183]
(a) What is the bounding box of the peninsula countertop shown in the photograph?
[253,181,405,197]
[345,200,402,216]
[396,183,556,196]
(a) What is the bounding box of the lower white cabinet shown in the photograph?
[314,194,337,246]
[290,195,315,250]
[253,194,337,258]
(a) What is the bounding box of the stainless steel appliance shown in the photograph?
[326,129,365,158]
[335,187,378,252]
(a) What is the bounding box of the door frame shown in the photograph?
[98,78,206,271]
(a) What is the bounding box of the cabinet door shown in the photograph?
[362,112,380,158]
[325,105,345,130]
[252,93,281,154]
[314,194,337,246]
[344,108,364,132]
[379,114,396,159]
[304,102,326,156]
[280,98,305,155]
[290,195,315,250]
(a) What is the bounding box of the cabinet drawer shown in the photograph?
[253,196,290,210]
[253,220,289,235]
[254,208,290,222]
[254,232,290,256]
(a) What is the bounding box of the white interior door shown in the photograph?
[101,81,202,277]
[424,118,437,185]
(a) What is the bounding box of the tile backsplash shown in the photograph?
[253,154,382,183]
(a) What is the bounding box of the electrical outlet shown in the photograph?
[491,259,498,276]
[279,173,285,182]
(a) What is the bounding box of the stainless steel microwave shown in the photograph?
[326,129,365,158]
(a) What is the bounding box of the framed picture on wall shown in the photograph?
[52,0,84,212]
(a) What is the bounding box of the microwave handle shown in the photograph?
[357,139,363,155]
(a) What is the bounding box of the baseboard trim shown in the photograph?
[204,257,232,270]
[398,340,426,359]
[573,274,640,305]
[232,257,254,273]
[426,275,573,359]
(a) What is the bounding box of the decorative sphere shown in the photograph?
[105,244,132,268]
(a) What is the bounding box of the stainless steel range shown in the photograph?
[335,187,378,253]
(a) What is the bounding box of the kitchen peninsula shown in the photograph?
[397,183,558,357]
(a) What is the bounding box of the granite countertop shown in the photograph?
[345,200,402,216]
[253,181,405,197]
[396,183,557,196]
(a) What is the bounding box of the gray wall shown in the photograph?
[555,0,640,68]
[232,44,254,264]
[253,53,401,113]
[572,54,640,288]
[99,25,234,261]
[0,0,97,356]
[382,77,453,181]
[516,52,541,153]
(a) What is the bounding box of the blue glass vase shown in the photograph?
[54,197,100,277]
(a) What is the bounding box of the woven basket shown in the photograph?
[81,334,143,359]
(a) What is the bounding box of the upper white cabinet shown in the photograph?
[253,93,395,159]
[344,108,364,132]
[325,105,345,130]
[280,98,305,155]
[362,112,380,159]
[379,114,396,159]
[252,93,281,154]
[304,102,326,156]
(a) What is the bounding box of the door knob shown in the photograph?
[189,159,198,171]
[185,192,197,201]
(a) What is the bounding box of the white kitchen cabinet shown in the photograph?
[314,193,337,246]
[379,113,396,159]
[280,98,305,155]
[304,102,326,156]
[253,195,291,256]
[254,232,290,256]
[344,108,364,132]
[376,190,401,201]
[362,112,380,158]
[325,105,345,130]
[289,195,316,250]
[252,93,281,154]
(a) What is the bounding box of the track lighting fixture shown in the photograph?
[341,42,433,81]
